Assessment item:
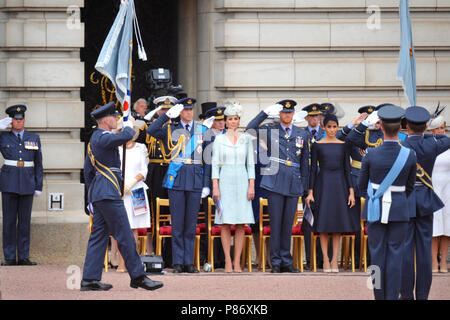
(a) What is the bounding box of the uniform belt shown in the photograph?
[4,159,34,167]
[270,157,300,167]
[95,167,121,175]
[149,159,170,164]
[351,160,362,169]
[172,158,202,165]
[371,183,406,224]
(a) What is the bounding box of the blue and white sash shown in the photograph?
[367,146,410,224]
[164,123,206,189]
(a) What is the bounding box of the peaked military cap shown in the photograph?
[405,106,431,125]
[205,106,226,120]
[153,96,177,109]
[358,105,376,114]
[6,104,27,119]
[91,102,119,120]
[176,97,196,109]
[376,103,394,111]
[277,99,297,113]
[302,103,322,116]
[320,103,335,115]
[378,105,405,123]
[199,102,217,119]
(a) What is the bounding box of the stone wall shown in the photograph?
[0,0,88,264]
[195,0,450,127]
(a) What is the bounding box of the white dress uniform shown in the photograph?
[432,149,450,237]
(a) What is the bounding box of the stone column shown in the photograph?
[0,0,88,264]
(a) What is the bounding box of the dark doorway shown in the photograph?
[81,0,179,140]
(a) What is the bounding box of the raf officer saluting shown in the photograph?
[82,102,163,291]
[0,105,43,266]
[358,105,417,300]
[246,100,309,273]
[147,97,211,273]
[400,106,450,300]
[346,103,407,150]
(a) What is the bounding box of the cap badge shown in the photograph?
[312,106,317,111]
[164,98,170,104]
[16,107,21,112]
[286,102,291,108]
[368,108,373,113]
[187,99,192,105]
[217,109,223,114]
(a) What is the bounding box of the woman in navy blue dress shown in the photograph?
[306,114,356,273]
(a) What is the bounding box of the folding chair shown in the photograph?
[155,197,201,270]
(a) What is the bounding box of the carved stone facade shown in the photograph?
[0,0,448,264]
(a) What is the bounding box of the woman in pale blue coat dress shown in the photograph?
[212,102,255,273]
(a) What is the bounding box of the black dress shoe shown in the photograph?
[281,265,300,273]
[271,265,281,273]
[130,276,163,291]
[185,264,199,273]
[17,259,37,266]
[173,264,184,273]
[1,259,16,266]
[80,280,113,291]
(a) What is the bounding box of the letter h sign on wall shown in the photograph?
[49,193,64,211]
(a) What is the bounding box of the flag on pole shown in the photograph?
[95,0,147,121]
[397,0,417,106]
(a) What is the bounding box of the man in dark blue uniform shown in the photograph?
[0,105,43,266]
[201,105,226,268]
[345,103,408,150]
[82,102,163,291]
[337,105,377,268]
[246,100,309,273]
[400,106,450,300]
[147,97,211,273]
[358,105,417,300]
[301,103,325,269]
[145,96,177,260]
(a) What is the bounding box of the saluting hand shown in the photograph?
[144,106,162,121]
[352,113,368,126]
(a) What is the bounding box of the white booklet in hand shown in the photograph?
[131,187,149,216]
[303,203,314,227]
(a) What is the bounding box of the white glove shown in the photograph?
[34,190,42,197]
[203,116,215,129]
[124,177,138,194]
[144,106,162,121]
[293,111,308,124]
[201,187,210,198]
[0,117,12,130]
[123,120,133,129]
[263,104,283,117]
[166,104,184,119]
[364,111,379,126]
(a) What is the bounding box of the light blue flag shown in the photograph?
[95,0,133,106]
[397,0,417,106]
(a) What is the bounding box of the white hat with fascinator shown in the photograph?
[428,102,446,130]
[224,102,243,117]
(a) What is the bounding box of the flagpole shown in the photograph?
[122,37,133,196]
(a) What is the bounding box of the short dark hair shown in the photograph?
[323,113,339,127]
[381,121,401,137]
[407,121,427,134]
